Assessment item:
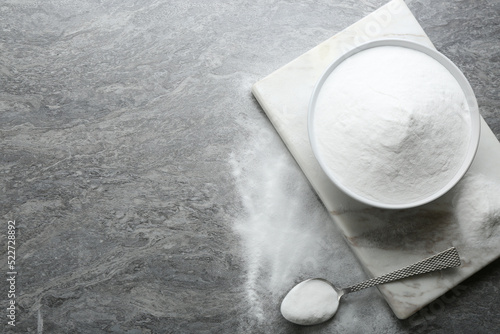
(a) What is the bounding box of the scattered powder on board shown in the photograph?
[452,173,500,248]
[313,46,471,204]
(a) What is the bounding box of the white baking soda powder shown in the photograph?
[280,279,339,325]
[313,46,471,204]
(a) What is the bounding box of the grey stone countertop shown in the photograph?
[1,1,499,333]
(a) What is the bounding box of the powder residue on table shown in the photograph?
[229,126,396,333]
[229,129,341,319]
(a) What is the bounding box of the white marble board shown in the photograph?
[252,0,500,319]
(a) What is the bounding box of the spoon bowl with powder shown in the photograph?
[281,247,461,326]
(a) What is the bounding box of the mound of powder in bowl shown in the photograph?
[313,46,472,205]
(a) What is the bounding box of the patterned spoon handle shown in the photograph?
[345,247,461,294]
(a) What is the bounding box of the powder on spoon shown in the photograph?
[313,46,471,204]
[280,279,339,325]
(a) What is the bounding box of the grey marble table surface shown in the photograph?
[1,1,499,333]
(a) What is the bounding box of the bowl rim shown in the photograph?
[308,38,481,209]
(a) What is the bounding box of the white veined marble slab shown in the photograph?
[252,0,500,319]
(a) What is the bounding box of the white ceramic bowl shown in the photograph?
[308,39,481,209]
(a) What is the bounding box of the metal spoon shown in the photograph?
[281,247,461,326]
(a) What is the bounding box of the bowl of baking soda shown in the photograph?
[309,39,480,209]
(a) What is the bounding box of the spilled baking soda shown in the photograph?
[230,126,397,332]
[452,173,500,248]
[229,130,339,318]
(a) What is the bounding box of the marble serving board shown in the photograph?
[252,0,500,319]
